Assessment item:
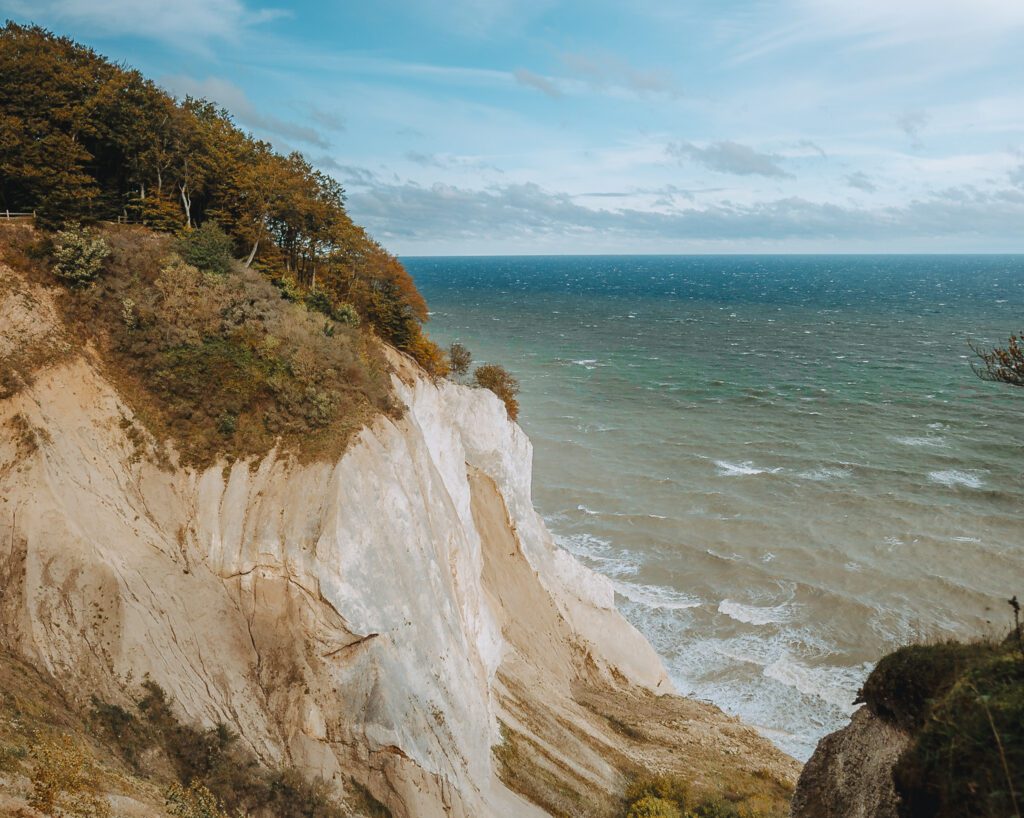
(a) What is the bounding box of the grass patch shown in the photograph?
[857,639,1001,732]
[493,722,611,818]
[892,642,1024,818]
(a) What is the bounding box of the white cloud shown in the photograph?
[731,0,1024,62]
[560,50,683,98]
[514,68,562,98]
[667,141,792,178]
[343,175,1024,252]
[0,0,285,47]
[161,74,328,147]
[845,171,878,192]
[896,110,930,150]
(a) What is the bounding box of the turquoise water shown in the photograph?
[405,255,1024,760]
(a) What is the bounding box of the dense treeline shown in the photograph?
[0,21,443,370]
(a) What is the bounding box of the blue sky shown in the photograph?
[4,0,1024,254]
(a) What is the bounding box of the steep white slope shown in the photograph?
[0,267,796,817]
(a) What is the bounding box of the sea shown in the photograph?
[404,255,1024,761]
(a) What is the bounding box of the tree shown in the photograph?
[972,332,1024,387]
[448,342,471,378]
[177,221,235,274]
[0,23,443,371]
[473,364,520,421]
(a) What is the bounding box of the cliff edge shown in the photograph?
[0,259,797,816]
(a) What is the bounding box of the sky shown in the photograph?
[3,0,1024,254]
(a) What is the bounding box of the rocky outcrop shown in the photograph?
[0,263,797,816]
[791,707,910,818]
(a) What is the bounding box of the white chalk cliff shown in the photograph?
[0,266,796,816]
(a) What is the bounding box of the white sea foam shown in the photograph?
[951,536,981,543]
[615,581,702,611]
[929,469,985,489]
[763,656,865,713]
[572,358,598,370]
[718,599,791,625]
[714,460,783,477]
[576,504,599,516]
[552,532,639,578]
[892,435,948,448]
[799,466,852,481]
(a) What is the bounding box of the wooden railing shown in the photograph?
[1,210,35,220]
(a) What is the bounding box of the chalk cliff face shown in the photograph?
[790,708,909,818]
[0,266,796,816]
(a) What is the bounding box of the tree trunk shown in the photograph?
[245,240,259,268]
[179,183,191,227]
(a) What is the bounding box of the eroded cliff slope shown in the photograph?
[0,261,797,816]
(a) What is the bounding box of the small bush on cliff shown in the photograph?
[688,798,742,818]
[626,795,682,818]
[28,734,111,818]
[177,222,235,275]
[51,224,109,286]
[892,641,1024,818]
[448,342,471,379]
[92,680,344,818]
[857,640,999,731]
[166,781,233,818]
[623,776,689,818]
[473,363,520,420]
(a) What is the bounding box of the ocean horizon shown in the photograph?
[407,253,1024,760]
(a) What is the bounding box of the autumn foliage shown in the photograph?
[0,22,442,369]
[473,364,520,421]
[972,331,1024,388]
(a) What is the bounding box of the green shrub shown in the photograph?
[625,775,690,809]
[894,648,1024,818]
[177,222,234,275]
[626,795,681,818]
[473,363,520,421]
[166,781,232,818]
[132,681,343,818]
[0,743,27,771]
[623,775,689,818]
[305,289,360,327]
[689,797,742,818]
[448,342,471,379]
[90,696,154,770]
[857,640,998,731]
[51,224,109,285]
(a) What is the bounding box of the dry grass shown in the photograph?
[1,223,401,468]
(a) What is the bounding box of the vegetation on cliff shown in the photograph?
[0,648,379,817]
[0,22,443,374]
[1,221,397,466]
[856,616,1024,818]
[0,22,541,464]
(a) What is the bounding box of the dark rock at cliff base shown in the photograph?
[791,707,910,818]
